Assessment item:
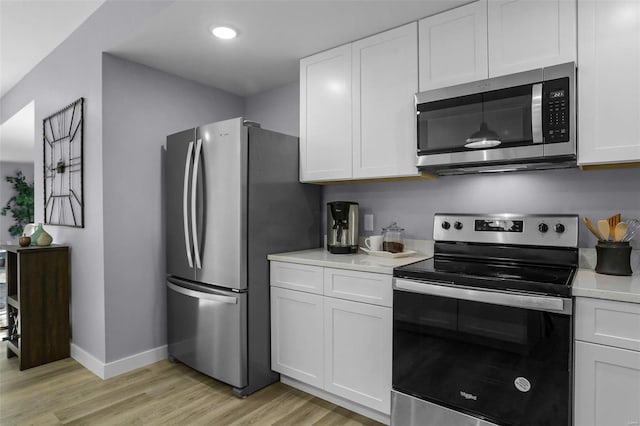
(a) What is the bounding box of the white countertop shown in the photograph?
[572,269,640,304]
[269,245,640,303]
[268,247,430,275]
[572,248,640,303]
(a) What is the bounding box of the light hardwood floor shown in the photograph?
[0,342,382,425]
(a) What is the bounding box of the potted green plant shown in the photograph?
[1,170,35,237]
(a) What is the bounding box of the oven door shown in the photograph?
[392,279,572,426]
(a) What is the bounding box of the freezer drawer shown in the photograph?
[167,278,247,388]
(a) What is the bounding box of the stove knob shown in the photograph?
[538,223,549,233]
[454,221,463,230]
[442,221,451,230]
[555,223,565,234]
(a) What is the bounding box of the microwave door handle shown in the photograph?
[183,141,194,268]
[532,83,543,143]
[393,279,570,314]
[191,138,203,269]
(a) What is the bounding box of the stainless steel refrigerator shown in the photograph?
[165,117,320,397]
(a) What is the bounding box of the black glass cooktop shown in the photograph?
[394,256,575,297]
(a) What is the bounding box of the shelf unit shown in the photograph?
[4,245,70,370]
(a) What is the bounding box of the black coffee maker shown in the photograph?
[327,201,359,254]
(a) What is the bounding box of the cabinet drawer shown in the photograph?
[324,268,392,307]
[270,261,323,295]
[575,297,640,352]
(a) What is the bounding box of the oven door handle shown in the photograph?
[393,279,572,315]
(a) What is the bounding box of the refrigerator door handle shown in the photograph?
[167,281,238,305]
[183,141,194,268]
[191,138,203,269]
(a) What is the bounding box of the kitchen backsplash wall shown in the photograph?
[324,167,640,248]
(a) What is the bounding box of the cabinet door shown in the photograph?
[578,0,640,165]
[488,0,576,77]
[300,45,352,182]
[271,287,324,388]
[324,297,392,414]
[352,23,419,179]
[418,1,488,91]
[574,341,640,426]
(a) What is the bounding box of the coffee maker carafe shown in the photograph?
[327,201,359,254]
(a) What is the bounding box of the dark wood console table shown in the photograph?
[3,245,70,370]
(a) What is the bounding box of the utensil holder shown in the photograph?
[595,241,632,276]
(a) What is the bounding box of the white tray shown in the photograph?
[360,247,416,258]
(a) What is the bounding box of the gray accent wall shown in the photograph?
[0,161,34,244]
[244,82,300,136]
[244,81,640,249]
[102,54,244,362]
[0,1,172,363]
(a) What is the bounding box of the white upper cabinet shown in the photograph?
[300,23,418,182]
[418,1,488,91]
[577,0,640,165]
[300,45,352,182]
[488,0,576,77]
[352,22,419,179]
[418,0,576,91]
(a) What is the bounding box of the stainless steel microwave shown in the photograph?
[415,62,576,175]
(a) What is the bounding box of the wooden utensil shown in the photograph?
[607,213,621,238]
[583,217,604,240]
[597,220,610,241]
[614,222,627,242]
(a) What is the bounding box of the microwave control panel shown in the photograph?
[543,78,570,143]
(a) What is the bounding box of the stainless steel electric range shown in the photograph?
[391,213,578,426]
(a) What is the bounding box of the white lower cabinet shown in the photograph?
[574,297,640,426]
[324,297,392,413]
[575,341,640,426]
[271,286,324,388]
[270,262,393,416]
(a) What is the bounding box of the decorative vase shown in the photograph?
[19,235,31,247]
[30,223,53,247]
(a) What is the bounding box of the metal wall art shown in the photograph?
[43,97,84,227]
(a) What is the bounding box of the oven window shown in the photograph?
[417,84,533,154]
[393,290,570,426]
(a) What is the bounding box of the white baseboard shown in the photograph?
[280,376,390,425]
[70,343,105,378]
[103,345,168,379]
[71,343,168,380]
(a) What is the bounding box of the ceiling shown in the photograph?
[109,0,469,97]
[0,0,106,98]
[0,0,468,162]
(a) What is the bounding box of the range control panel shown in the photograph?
[543,78,570,143]
[433,214,578,248]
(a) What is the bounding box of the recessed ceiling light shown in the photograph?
[210,26,237,40]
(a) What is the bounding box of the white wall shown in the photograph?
[0,0,171,363]
[101,54,244,362]
[0,161,34,243]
